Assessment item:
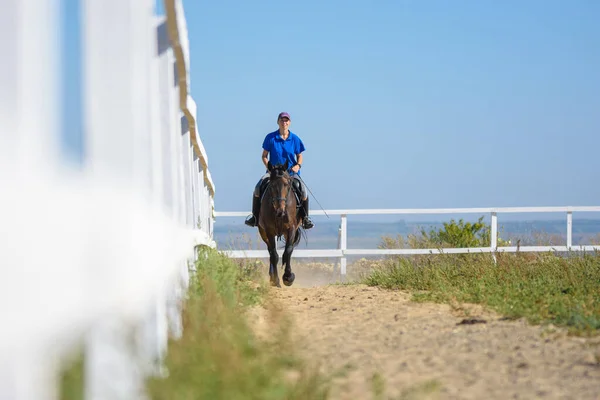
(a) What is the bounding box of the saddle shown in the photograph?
[260,177,302,208]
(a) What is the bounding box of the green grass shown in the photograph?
[59,350,84,400]
[363,252,600,336]
[145,246,331,400]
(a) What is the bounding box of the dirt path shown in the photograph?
[251,277,600,400]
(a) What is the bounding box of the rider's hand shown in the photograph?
[291,164,301,173]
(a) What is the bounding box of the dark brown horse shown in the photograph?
[258,161,303,287]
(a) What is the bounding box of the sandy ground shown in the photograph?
[247,266,600,400]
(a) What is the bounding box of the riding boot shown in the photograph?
[302,197,314,229]
[244,196,261,227]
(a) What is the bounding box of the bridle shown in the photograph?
[268,170,292,209]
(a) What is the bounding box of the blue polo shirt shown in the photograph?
[262,130,306,175]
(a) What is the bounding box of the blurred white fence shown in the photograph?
[0,0,214,399]
[216,206,600,276]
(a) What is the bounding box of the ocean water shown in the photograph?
[214,218,600,251]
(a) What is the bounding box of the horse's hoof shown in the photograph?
[270,279,281,288]
[282,273,295,286]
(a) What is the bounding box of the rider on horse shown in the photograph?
[245,112,314,230]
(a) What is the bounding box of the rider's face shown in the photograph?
[278,117,290,130]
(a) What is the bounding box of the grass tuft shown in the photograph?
[145,246,331,399]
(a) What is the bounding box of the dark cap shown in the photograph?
[277,112,291,120]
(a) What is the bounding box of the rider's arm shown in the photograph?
[290,153,302,173]
[262,150,269,168]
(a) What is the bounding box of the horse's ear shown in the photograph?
[284,160,289,170]
[267,161,272,171]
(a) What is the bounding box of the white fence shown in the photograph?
[1,0,214,399]
[216,206,600,276]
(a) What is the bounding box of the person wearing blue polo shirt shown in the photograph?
[245,112,314,229]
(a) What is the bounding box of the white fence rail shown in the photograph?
[1,0,214,399]
[216,207,600,276]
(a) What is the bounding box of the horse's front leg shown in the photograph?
[267,239,280,288]
[282,231,296,287]
[259,227,280,287]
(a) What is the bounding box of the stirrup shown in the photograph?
[245,215,257,227]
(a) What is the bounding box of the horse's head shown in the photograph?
[267,160,292,218]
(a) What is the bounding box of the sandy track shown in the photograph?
[251,279,600,400]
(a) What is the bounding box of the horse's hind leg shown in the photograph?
[282,238,295,287]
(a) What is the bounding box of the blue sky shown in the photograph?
[182,0,600,213]
[65,1,600,215]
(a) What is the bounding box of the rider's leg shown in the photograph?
[302,195,314,229]
[244,196,259,227]
[245,174,267,227]
[293,176,314,229]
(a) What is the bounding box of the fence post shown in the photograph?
[567,211,573,249]
[491,211,498,263]
[340,214,347,278]
[334,225,341,275]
